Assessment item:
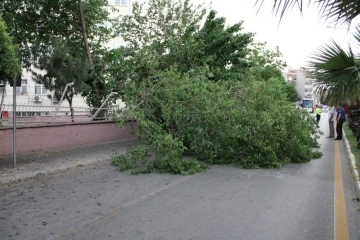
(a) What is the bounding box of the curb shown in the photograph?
[343,130,360,199]
[0,156,112,185]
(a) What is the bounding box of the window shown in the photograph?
[35,84,46,95]
[114,0,127,5]
[15,112,36,117]
[16,79,27,95]
[0,82,4,94]
[18,112,48,116]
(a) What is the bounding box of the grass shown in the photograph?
[343,125,360,175]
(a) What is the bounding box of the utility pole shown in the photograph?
[12,73,17,168]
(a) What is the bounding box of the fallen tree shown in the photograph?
[110,0,321,175]
[112,68,320,174]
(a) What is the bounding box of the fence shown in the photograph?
[0,103,123,126]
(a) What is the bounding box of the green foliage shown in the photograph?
[0,0,120,107]
[112,144,208,175]
[312,151,323,158]
[285,83,300,102]
[33,43,90,120]
[117,2,254,88]
[0,0,117,67]
[0,16,20,82]
[311,39,360,104]
[247,42,287,70]
[109,0,321,174]
[343,126,360,174]
[312,139,321,148]
[246,43,299,102]
[114,68,321,173]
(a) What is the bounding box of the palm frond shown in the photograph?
[254,0,360,24]
[254,0,304,21]
[321,0,360,24]
[353,24,360,47]
[310,40,360,103]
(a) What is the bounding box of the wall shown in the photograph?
[0,121,138,156]
[296,70,306,100]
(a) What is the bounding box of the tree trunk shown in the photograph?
[70,102,75,123]
[78,0,93,67]
[65,91,75,123]
[0,84,6,119]
[78,0,105,107]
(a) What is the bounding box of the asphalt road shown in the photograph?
[1,114,360,240]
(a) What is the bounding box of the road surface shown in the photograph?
[1,114,360,240]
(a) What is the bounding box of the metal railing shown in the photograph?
[0,103,123,126]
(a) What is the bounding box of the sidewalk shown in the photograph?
[0,138,137,184]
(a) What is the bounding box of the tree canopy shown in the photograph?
[33,42,90,121]
[0,0,120,107]
[0,16,20,83]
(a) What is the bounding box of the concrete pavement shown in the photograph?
[0,113,360,240]
[0,139,137,184]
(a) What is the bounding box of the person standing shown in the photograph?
[327,105,335,138]
[335,104,346,140]
[315,105,322,128]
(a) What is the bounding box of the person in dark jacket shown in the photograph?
[335,104,346,140]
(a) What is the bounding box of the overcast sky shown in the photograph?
[190,0,360,69]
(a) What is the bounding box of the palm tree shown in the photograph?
[255,0,360,24]
[255,0,360,104]
[311,35,360,104]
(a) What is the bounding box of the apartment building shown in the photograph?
[285,68,297,84]
[295,68,319,110]
[282,67,320,111]
[0,0,131,118]
[107,0,132,49]
[295,68,315,100]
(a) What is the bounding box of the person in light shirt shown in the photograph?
[327,105,336,138]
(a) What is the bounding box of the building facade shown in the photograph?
[106,0,132,49]
[283,67,320,111]
[294,68,319,110]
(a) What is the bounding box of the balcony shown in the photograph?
[305,86,313,92]
[304,93,313,98]
[304,78,314,85]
